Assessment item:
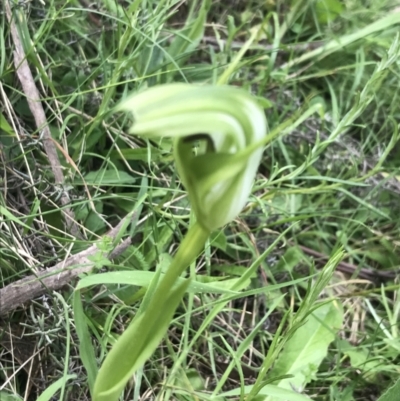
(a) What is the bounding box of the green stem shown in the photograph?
[144,221,210,318]
[92,222,210,401]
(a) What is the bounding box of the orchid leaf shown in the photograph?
[93,280,190,401]
[75,270,245,295]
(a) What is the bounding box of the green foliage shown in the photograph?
[266,301,344,398]
[76,270,248,295]
[376,378,400,401]
[73,292,98,393]
[0,392,23,401]
[86,83,268,400]
[2,0,400,400]
[314,0,343,23]
[220,385,313,400]
[93,280,190,401]
[36,375,77,401]
[91,223,209,401]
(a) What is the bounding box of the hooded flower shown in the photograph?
[117,84,267,231]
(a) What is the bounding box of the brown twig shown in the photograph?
[5,1,81,238]
[0,218,132,316]
[298,244,399,282]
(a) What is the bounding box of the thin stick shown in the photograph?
[5,1,81,238]
[298,244,398,282]
[0,219,132,316]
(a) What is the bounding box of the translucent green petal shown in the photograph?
[117,84,267,230]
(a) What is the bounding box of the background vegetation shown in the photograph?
[1,0,400,400]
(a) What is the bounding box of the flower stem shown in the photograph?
[144,221,210,316]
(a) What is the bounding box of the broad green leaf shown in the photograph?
[176,369,205,391]
[339,340,383,379]
[75,270,245,295]
[274,246,305,274]
[85,209,107,233]
[74,170,136,185]
[315,0,343,23]
[209,231,227,251]
[265,300,343,400]
[376,378,400,401]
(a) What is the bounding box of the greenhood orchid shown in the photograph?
[117,84,267,231]
[88,84,267,401]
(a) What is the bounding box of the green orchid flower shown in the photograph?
[87,84,267,401]
[117,84,267,231]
